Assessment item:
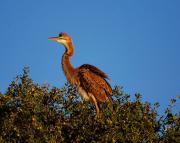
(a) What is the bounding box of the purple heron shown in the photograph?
[48,32,113,115]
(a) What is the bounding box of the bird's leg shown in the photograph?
[89,94,100,117]
[107,97,114,113]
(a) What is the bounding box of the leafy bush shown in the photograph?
[0,67,179,143]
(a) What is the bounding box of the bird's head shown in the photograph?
[48,32,72,46]
[48,32,74,56]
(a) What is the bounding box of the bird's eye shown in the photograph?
[59,33,62,37]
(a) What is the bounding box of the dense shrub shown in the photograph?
[0,67,179,143]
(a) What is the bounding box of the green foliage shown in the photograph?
[0,67,179,143]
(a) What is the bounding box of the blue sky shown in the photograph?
[0,0,179,113]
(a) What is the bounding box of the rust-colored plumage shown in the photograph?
[48,32,113,115]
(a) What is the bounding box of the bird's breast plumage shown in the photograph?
[77,87,90,101]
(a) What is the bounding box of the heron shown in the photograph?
[48,32,113,116]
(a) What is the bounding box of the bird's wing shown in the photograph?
[77,64,112,102]
[79,64,110,79]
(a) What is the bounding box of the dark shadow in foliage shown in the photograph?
[0,67,179,143]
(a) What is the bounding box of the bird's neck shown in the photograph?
[62,53,75,85]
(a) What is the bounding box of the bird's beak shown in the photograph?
[48,37,59,41]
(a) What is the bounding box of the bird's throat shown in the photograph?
[64,41,74,56]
